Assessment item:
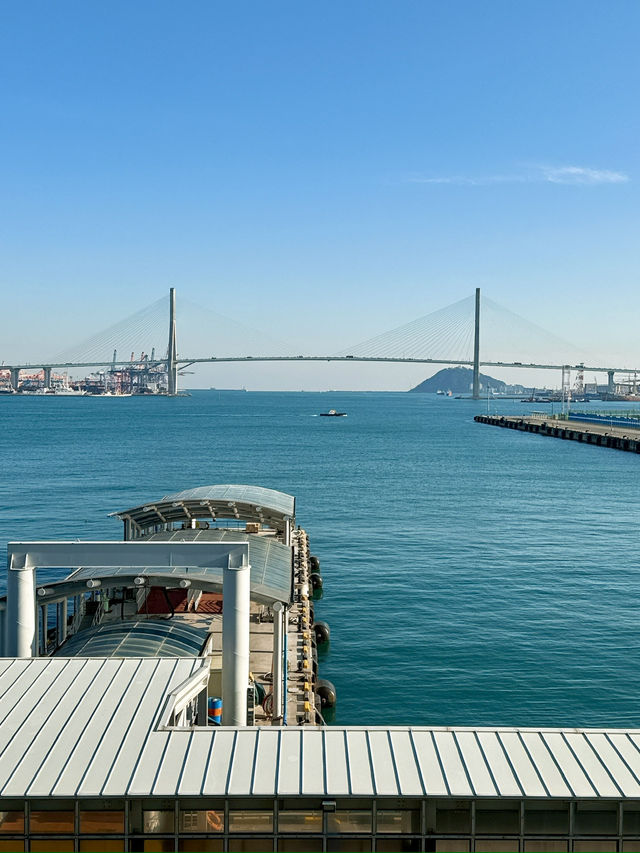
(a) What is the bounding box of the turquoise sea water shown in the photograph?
[2,391,640,728]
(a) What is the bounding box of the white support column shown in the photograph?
[283,606,289,724]
[272,601,284,722]
[57,599,68,646]
[6,562,37,657]
[222,556,251,725]
[283,517,291,547]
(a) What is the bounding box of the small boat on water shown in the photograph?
[320,409,347,417]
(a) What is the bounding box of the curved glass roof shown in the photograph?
[57,619,209,658]
[165,485,295,516]
[37,532,293,604]
[114,484,295,530]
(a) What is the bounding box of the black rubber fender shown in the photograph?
[316,678,337,708]
[309,555,320,572]
[310,572,323,591]
[313,620,330,645]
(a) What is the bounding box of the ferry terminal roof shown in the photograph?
[3,657,640,800]
[114,485,295,530]
[56,619,210,658]
[29,533,293,604]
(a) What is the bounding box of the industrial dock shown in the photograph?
[476,412,640,454]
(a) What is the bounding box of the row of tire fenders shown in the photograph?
[295,535,337,716]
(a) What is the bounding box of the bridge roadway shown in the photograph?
[2,355,634,373]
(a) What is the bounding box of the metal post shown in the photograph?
[40,605,48,655]
[0,601,6,656]
[57,599,68,647]
[222,555,251,725]
[472,287,481,400]
[272,601,284,722]
[197,687,208,725]
[7,563,37,657]
[283,607,289,725]
[167,287,178,396]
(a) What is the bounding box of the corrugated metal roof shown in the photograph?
[114,485,295,530]
[3,659,640,799]
[57,620,210,658]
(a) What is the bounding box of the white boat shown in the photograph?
[51,387,86,396]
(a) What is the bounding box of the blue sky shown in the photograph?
[1,1,638,389]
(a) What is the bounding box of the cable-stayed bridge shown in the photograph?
[1,289,632,397]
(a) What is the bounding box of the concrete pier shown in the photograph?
[476,413,640,453]
[197,527,323,725]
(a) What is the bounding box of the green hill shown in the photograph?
[409,366,505,394]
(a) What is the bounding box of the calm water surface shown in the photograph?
[2,391,640,727]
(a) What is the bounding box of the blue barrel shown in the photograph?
[208,697,222,725]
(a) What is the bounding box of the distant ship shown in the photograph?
[320,409,347,417]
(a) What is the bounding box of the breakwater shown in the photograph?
[475,413,640,453]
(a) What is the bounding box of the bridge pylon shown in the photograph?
[167,287,178,396]
[472,287,480,399]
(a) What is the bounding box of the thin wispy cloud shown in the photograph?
[408,164,629,186]
[539,165,628,185]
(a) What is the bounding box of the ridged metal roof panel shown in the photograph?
[520,731,572,798]
[177,731,212,797]
[228,729,257,796]
[203,730,235,796]
[433,731,473,796]
[278,729,301,796]
[389,730,424,794]
[5,660,640,799]
[368,730,398,795]
[475,730,522,797]
[301,729,325,796]
[455,731,496,797]
[252,729,279,796]
[584,732,640,797]
[540,732,597,798]
[498,731,547,797]
[324,729,349,796]
[411,731,447,795]
[346,730,374,795]
[130,729,170,796]
[562,731,622,798]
